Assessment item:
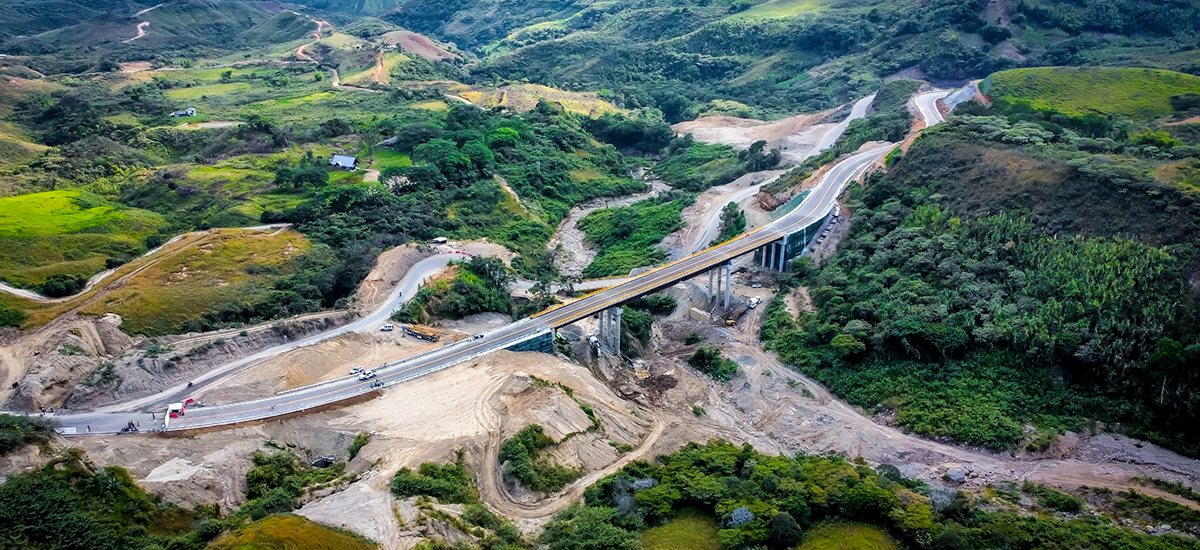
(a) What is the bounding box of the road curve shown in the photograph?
[691,93,877,254]
[914,90,952,127]
[80,252,468,416]
[39,90,962,435]
[42,144,892,435]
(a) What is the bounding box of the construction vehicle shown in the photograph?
[403,324,439,341]
[725,305,751,326]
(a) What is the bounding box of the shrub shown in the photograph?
[0,306,27,328]
[0,414,58,456]
[499,425,581,492]
[347,433,370,460]
[391,449,478,504]
[688,347,738,382]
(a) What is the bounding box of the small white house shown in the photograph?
[171,106,196,118]
[330,155,358,170]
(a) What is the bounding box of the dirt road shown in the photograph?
[134,3,162,16]
[546,169,670,278]
[122,21,150,43]
[0,225,289,303]
[296,43,315,63]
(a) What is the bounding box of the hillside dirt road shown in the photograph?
[122,21,150,43]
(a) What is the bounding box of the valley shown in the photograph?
[1,0,1200,549]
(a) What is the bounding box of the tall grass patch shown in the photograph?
[642,508,721,550]
[79,228,312,335]
[0,190,166,288]
[988,67,1200,120]
[208,514,377,550]
[798,522,900,550]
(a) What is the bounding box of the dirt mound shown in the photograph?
[381,30,458,62]
[56,314,343,411]
[673,111,834,164]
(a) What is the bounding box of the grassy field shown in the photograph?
[371,148,412,170]
[0,190,167,288]
[798,522,899,550]
[641,509,721,550]
[0,190,122,236]
[987,67,1200,120]
[164,82,254,102]
[79,228,312,335]
[728,0,828,20]
[208,514,378,550]
[464,84,622,116]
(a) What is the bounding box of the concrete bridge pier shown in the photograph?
[596,306,623,354]
[759,238,787,272]
[707,262,733,310]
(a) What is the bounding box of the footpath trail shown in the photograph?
[122,2,161,43]
[123,21,150,43]
[0,225,290,303]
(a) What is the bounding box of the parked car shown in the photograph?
[381,324,394,332]
[350,366,363,374]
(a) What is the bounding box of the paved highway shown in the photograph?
[40,85,974,435]
[40,143,893,435]
[691,93,878,254]
[914,90,952,126]
[84,252,470,415]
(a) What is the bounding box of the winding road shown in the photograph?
[914,90,952,127]
[26,87,968,436]
[42,142,894,435]
[689,93,877,254]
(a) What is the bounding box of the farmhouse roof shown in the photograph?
[330,155,357,169]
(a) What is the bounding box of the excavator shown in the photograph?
[724,297,762,327]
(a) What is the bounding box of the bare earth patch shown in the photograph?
[381,30,458,62]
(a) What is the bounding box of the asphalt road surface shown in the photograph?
[38,143,892,435]
[37,86,972,436]
[914,90,952,126]
[692,94,877,254]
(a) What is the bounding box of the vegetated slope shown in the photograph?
[539,440,1200,550]
[236,10,321,45]
[2,0,274,56]
[209,514,378,550]
[0,190,166,291]
[762,67,1200,457]
[577,192,693,277]
[77,228,319,335]
[377,0,1200,118]
[986,67,1200,120]
[798,522,899,550]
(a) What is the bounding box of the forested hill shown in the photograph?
[763,66,1200,457]
[374,0,1200,118]
[6,0,1199,117]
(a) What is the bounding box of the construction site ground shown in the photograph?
[5,264,1199,550]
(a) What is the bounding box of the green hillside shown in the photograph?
[0,190,167,291]
[986,67,1200,120]
[208,514,378,550]
[372,0,1200,117]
